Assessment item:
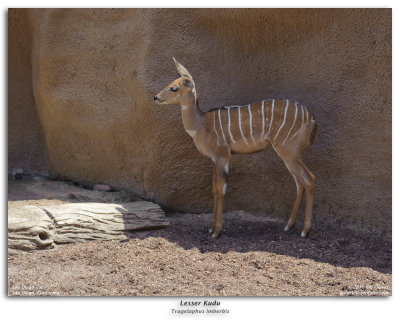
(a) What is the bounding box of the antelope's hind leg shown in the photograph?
[278,150,315,238]
[284,173,304,232]
[300,163,315,237]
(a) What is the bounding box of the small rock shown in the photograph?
[10,168,24,180]
[93,184,112,192]
[13,174,23,180]
[15,168,24,175]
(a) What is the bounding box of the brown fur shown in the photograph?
[155,59,317,238]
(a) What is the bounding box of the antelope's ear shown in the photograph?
[173,57,195,88]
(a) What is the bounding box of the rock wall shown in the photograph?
[8,9,48,174]
[9,8,392,233]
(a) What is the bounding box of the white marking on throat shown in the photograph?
[186,130,197,137]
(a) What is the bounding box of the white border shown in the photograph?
[2,2,397,320]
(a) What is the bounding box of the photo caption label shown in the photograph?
[171,299,229,315]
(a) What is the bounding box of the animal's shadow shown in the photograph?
[125,211,392,275]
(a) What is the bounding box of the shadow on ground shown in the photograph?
[8,176,392,275]
[128,211,392,275]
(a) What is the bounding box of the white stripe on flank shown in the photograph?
[238,107,250,146]
[274,100,289,142]
[266,99,275,138]
[227,107,236,143]
[282,102,298,145]
[218,108,227,144]
[291,104,305,139]
[261,100,265,140]
[248,104,255,143]
[264,100,269,138]
[213,112,220,145]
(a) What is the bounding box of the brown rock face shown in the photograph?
[8,9,48,174]
[9,8,391,233]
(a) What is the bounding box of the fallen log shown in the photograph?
[8,201,169,255]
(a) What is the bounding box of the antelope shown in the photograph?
[154,58,317,238]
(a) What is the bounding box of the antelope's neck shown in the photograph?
[180,90,204,137]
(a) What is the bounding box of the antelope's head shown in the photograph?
[154,58,196,105]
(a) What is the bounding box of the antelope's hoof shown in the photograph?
[212,228,221,238]
[301,230,309,238]
[284,224,294,232]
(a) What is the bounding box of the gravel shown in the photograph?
[8,177,392,296]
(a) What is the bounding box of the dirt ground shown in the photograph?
[8,176,392,296]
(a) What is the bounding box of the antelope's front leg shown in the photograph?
[209,162,218,234]
[211,158,230,238]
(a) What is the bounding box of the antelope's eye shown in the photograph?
[170,87,179,92]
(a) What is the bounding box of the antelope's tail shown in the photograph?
[309,115,318,146]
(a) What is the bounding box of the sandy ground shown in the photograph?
[8,177,392,296]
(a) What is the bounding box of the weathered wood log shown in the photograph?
[8,202,169,255]
[8,206,54,255]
